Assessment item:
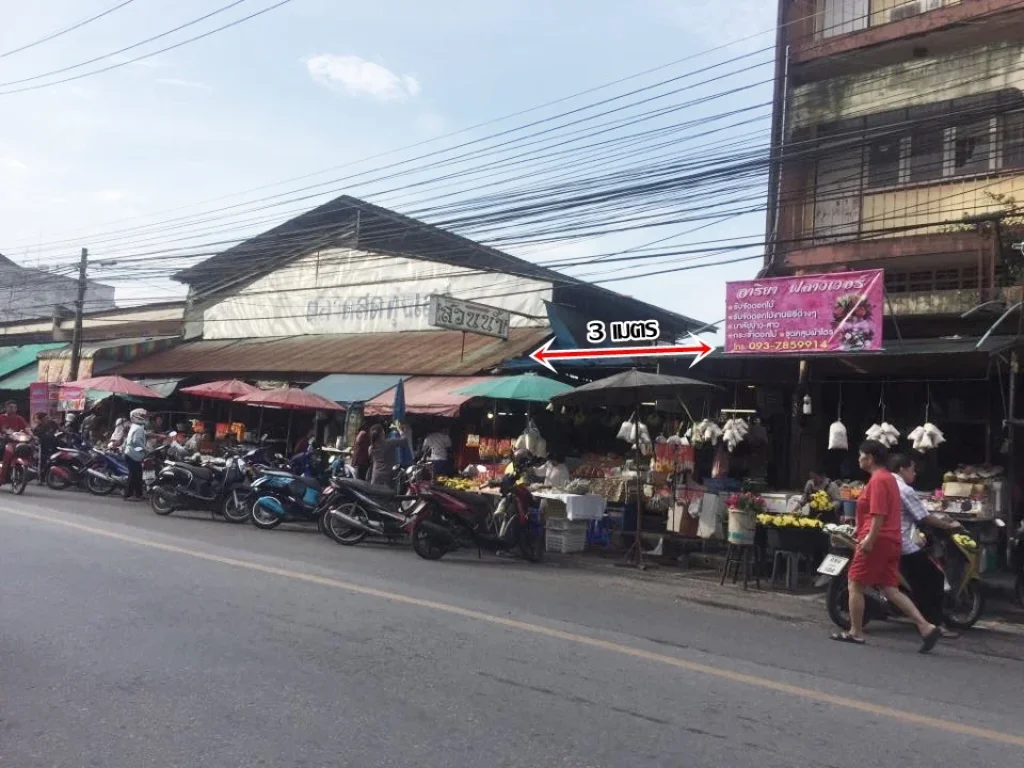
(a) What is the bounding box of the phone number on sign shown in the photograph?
[732,340,831,352]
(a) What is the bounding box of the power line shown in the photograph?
[0,0,139,60]
[0,0,293,96]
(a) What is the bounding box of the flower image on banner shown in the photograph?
[724,269,884,355]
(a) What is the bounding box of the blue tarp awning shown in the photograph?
[305,374,406,405]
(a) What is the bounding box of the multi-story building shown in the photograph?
[766,0,1024,323]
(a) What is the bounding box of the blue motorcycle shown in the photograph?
[84,447,131,495]
[248,455,343,531]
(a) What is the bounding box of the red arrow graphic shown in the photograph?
[529,337,715,372]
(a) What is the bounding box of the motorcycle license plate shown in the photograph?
[817,554,849,576]
[143,470,156,482]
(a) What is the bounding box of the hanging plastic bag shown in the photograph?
[616,414,635,443]
[828,420,849,451]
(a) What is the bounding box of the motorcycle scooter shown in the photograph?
[321,461,427,546]
[818,522,985,630]
[407,459,544,562]
[249,453,344,531]
[150,451,251,522]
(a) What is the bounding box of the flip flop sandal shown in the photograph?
[830,631,866,645]
[919,627,942,654]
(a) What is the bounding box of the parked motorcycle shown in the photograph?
[84,446,165,495]
[321,463,428,546]
[150,452,251,522]
[819,522,985,631]
[248,454,345,531]
[407,459,544,562]
[3,433,35,495]
[45,436,96,491]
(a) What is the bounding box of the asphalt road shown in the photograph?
[2,488,1022,768]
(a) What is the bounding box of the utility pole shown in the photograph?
[68,248,88,382]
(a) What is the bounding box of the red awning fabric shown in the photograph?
[363,376,491,417]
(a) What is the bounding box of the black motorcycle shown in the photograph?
[321,463,427,546]
[150,452,251,523]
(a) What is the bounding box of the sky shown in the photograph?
[0,0,779,338]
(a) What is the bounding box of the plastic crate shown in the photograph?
[546,517,589,533]
[545,529,587,553]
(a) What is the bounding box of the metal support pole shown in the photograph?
[1008,350,1018,565]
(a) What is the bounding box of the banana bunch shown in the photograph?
[436,476,479,492]
[757,514,824,529]
[952,533,978,552]
[809,490,835,513]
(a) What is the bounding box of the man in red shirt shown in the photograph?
[0,400,30,484]
[831,440,942,653]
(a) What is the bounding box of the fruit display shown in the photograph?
[952,532,978,552]
[436,476,481,492]
[808,489,836,514]
[838,482,863,501]
[943,464,1003,482]
[756,514,824,529]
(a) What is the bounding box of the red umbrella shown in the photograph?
[62,375,164,399]
[235,387,344,412]
[180,379,259,401]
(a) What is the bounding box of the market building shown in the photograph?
[114,194,709,410]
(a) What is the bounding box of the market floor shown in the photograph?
[2,490,1022,768]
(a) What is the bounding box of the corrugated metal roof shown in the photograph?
[0,343,66,377]
[116,328,550,378]
[364,376,492,417]
[38,336,178,360]
[305,374,405,404]
[0,364,41,390]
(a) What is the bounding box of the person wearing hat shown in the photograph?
[123,408,148,501]
[0,400,30,484]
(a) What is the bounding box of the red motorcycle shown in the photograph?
[3,433,36,495]
[406,460,544,562]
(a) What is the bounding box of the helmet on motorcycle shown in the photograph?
[64,412,78,425]
[130,408,148,424]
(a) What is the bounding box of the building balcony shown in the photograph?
[884,287,982,316]
[789,0,1024,82]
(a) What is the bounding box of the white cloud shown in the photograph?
[305,54,420,101]
[0,157,29,172]
[156,78,213,91]
[93,189,124,203]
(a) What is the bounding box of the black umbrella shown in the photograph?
[552,369,719,569]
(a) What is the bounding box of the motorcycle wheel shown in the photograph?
[826,575,871,630]
[944,581,985,629]
[45,468,71,491]
[9,465,28,496]
[250,500,283,530]
[411,517,447,561]
[325,503,369,546]
[86,470,116,496]
[150,492,175,516]
[220,491,250,524]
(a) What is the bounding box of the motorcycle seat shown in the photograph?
[171,463,218,480]
[334,477,396,498]
[437,487,493,511]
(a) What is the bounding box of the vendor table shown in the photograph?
[533,491,607,521]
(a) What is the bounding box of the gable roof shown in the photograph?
[173,195,712,335]
[174,195,572,300]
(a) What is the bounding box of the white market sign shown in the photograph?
[428,295,510,339]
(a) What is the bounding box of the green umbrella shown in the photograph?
[454,374,573,403]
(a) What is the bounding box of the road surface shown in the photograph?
[2,489,1021,767]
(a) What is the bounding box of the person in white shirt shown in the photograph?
[422,427,453,477]
[123,409,148,501]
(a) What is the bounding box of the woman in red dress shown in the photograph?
[831,440,942,653]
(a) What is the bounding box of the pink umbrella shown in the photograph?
[180,379,259,401]
[62,375,164,399]
[236,387,343,454]
[236,387,343,412]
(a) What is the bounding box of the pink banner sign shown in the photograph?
[725,269,884,355]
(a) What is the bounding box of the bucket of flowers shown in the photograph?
[808,489,838,521]
[756,513,826,552]
[725,491,767,546]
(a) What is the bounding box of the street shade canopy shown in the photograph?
[550,369,717,407]
[235,386,344,412]
[61,375,165,399]
[454,374,574,403]
[180,379,259,401]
